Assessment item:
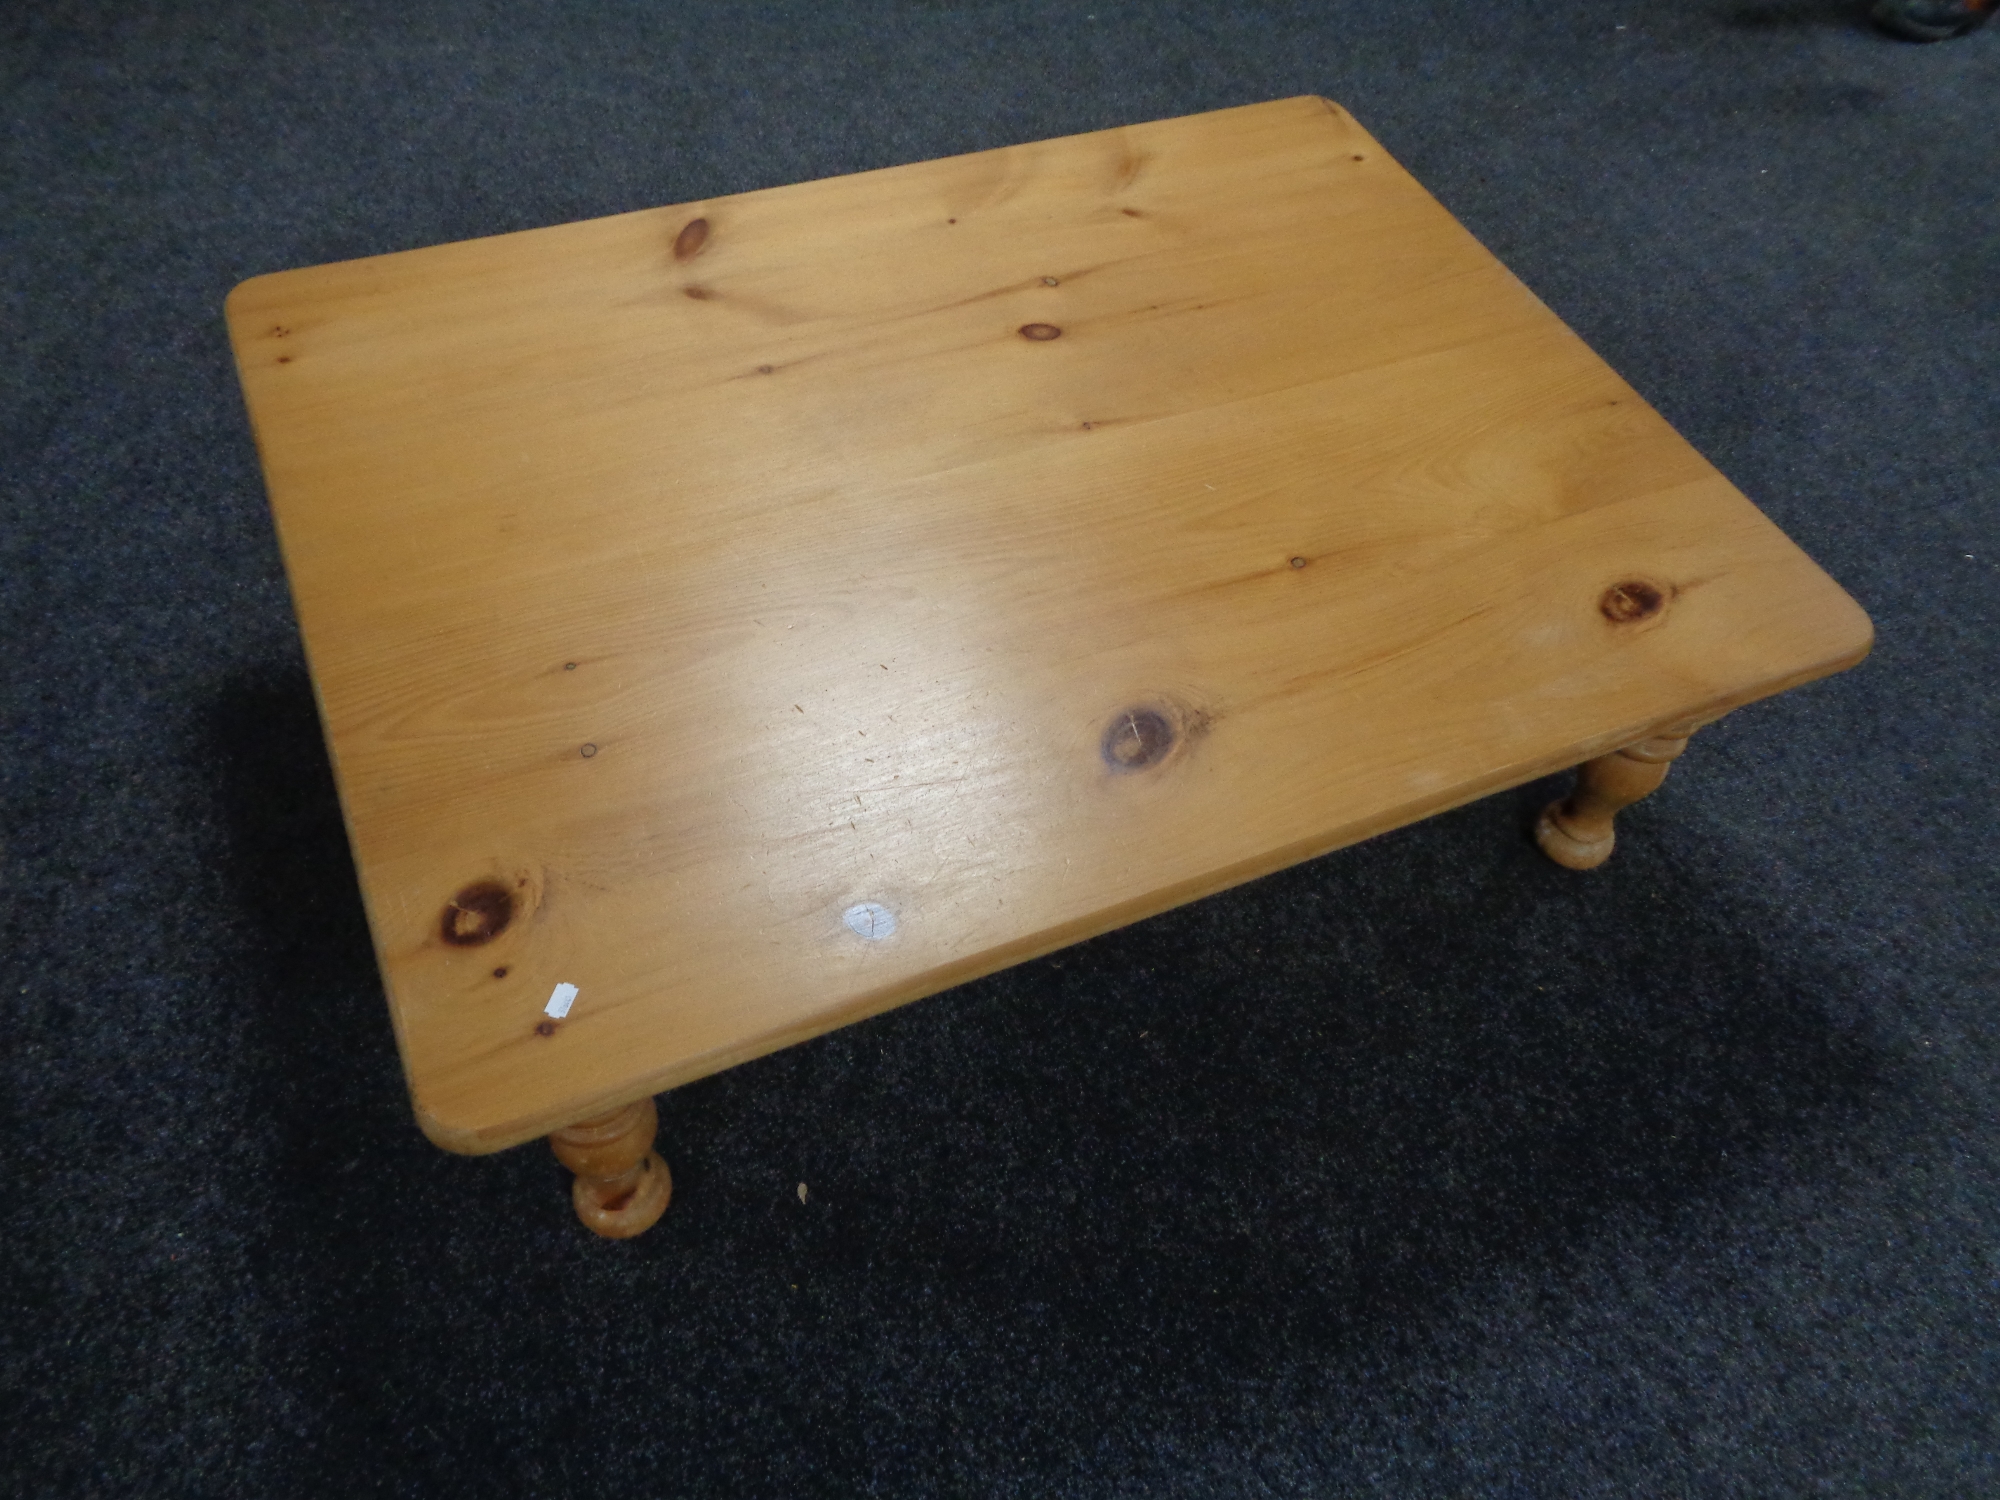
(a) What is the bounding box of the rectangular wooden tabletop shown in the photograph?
[227,97,1870,1154]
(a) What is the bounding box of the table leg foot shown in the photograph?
[1536,728,1695,870]
[549,1097,672,1238]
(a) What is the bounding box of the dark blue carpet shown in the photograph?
[4,2,1996,1495]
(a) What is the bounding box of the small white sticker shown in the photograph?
[842,902,897,940]
[545,982,578,1018]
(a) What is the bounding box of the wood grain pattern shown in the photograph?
[227,98,1871,1154]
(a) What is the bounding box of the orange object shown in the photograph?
[228,99,1869,1235]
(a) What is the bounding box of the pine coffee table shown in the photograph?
[227,98,1871,1238]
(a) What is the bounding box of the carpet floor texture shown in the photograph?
[3,2,1996,1495]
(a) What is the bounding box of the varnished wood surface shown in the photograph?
[227,98,1871,1153]
[1535,725,1699,871]
[550,1098,672,1238]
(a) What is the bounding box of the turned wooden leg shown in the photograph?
[1535,724,1699,870]
[549,1097,672,1239]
